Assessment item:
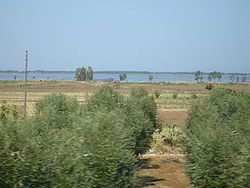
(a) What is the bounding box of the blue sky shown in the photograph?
[0,0,249,72]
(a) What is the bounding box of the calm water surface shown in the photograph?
[0,73,248,82]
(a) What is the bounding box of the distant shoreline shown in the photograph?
[1,71,249,76]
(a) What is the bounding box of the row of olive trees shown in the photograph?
[75,66,93,81]
[0,86,160,187]
[183,88,250,188]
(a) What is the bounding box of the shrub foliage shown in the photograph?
[0,86,160,187]
[183,88,250,188]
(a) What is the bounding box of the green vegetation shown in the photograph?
[119,73,127,81]
[205,83,213,90]
[75,66,94,81]
[154,90,161,98]
[34,93,80,129]
[83,86,160,155]
[208,71,222,81]
[194,70,203,82]
[148,74,153,81]
[0,101,18,122]
[230,74,248,82]
[172,93,178,99]
[0,86,160,187]
[191,93,197,99]
[183,88,250,188]
[161,125,182,147]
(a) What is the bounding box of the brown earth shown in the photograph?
[140,154,194,188]
[158,110,188,125]
[139,109,194,188]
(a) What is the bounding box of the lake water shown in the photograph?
[0,72,248,82]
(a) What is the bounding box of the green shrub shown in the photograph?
[161,124,182,147]
[0,101,21,123]
[183,88,250,188]
[172,93,178,99]
[127,88,161,154]
[71,111,139,187]
[0,94,139,187]
[0,88,160,187]
[34,93,80,129]
[205,83,214,90]
[84,86,124,112]
[121,104,154,155]
[84,86,160,155]
[129,88,160,130]
[191,94,197,99]
[154,90,161,98]
[0,121,26,187]
[20,111,138,187]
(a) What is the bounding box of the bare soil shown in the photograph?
[140,108,194,188]
[158,110,188,125]
[140,154,194,188]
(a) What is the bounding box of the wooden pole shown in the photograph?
[24,50,28,116]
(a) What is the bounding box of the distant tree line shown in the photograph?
[230,74,247,82]
[194,70,248,82]
[195,71,222,82]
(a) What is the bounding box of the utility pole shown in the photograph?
[24,50,28,116]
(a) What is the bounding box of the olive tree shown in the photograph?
[183,88,250,188]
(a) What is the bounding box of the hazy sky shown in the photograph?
[0,0,249,72]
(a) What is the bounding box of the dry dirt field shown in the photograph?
[0,80,249,188]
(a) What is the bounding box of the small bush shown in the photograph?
[72,111,139,187]
[161,124,182,147]
[129,88,160,130]
[0,101,21,123]
[154,90,161,98]
[84,86,161,155]
[183,88,250,188]
[191,94,197,99]
[127,88,161,154]
[34,93,80,129]
[205,83,213,90]
[84,86,123,112]
[172,93,178,99]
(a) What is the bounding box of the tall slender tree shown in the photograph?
[230,74,235,82]
[217,72,222,81]
[86,66,94,80]
[148,74,153,81]
[194,71,203,82]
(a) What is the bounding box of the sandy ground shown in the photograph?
[140,154,194,188]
